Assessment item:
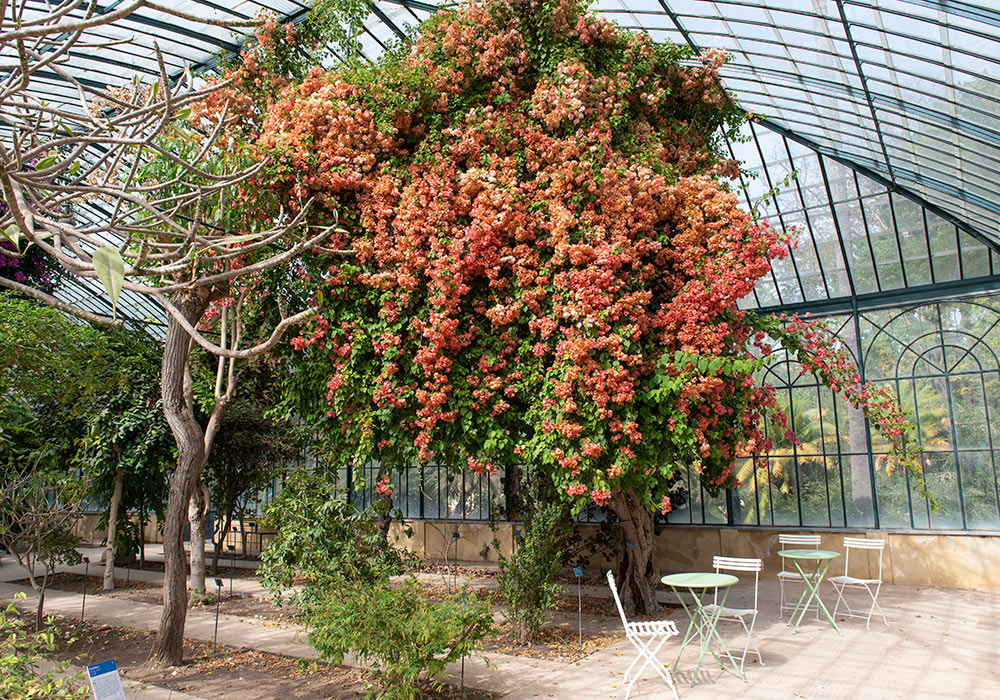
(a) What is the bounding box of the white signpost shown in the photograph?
[86,659,126,700]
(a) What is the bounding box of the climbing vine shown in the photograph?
[248,0,926,524]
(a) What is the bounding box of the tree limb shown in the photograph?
[0,275,123,327]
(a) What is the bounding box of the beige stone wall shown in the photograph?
[75,514,163,545]
[71,513,106,543]
[391,521,1000,592]
[73,513,1000,591]
[388,520,513,562]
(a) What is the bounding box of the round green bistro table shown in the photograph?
[661,572,746,685]
[777,549,842,635]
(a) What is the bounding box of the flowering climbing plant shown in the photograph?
[253,0,927,524]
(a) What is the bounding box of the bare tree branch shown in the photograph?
[154,293,317,359]
[0,274,124,327]
[0,0,345,667]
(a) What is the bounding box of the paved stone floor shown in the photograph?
[2,547,998,699]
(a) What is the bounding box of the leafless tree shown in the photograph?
[0,466,84,628]
[0,1,347,663]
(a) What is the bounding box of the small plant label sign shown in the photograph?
[87,659,126,700]
[573,566,583,577]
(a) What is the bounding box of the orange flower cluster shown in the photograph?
[256,0,919,513]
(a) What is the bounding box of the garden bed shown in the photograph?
[10,572,156,597]
[38,616,495,700]
[31,572,633,662]
[480,623,619,662]
[121,559,261,579]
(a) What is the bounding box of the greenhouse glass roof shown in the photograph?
[8,0,999,325]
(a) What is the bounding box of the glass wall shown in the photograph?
[667,294,1000,531]
[319,294,1000,532]
[350,461,505,522]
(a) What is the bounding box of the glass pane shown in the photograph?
[925,453,962,529]
[875,457,915,529]
[960,452,1000,530]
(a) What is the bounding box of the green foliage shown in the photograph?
[492,473,567,643]
[304,578,494,700]
[0,467,83,625]
[259,470,488,697]
[202,396,299,503]
[258,470,414,610]
[247,0,371,79]
[0,293,104,424]
[195,356,306,561]
[0,596,90,700]
[79,328,173,542]
[0,293,171,561]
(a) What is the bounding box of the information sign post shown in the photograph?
[87,659,126,700]
[573,566,583,648]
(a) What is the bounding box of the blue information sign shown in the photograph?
[573,566,583,577]
[87,659,126,700]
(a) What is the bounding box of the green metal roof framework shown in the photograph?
[5,0,999,326]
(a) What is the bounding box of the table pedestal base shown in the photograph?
[670,585,747,685]
[787,559,842,635]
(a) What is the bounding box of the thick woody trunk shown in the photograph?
[189,333,235,593]
[152,290,209,665]
[376,463,393,539]
[212,502,234,575]
[188,482,209,593]
[610,488,659,616]
[35,570,48,630]
[103,467,126,591]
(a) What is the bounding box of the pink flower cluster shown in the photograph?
[255,0,920,514]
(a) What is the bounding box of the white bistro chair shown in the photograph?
[829,537,888,629]
[777,533,822,619]
[702,556,763,672]
[607,571,680,700]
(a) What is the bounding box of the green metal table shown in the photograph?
[777,549,842,635]
[661,572,746,685]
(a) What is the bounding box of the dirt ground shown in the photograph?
[121,559,262,579]
[11,572,156,597]
[30,565,626,664]
[68,584,617,662]
[482,622,618,662]
[41,616,494,700]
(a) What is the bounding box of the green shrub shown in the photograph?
[305,577,493,700]
[0,595,90,700]
[259,470,414,611]
[259,471,488,697]
[492,476,567,644]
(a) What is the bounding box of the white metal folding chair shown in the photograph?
[702,556,763,672]
[829,537,888,630]
[607,571,680,700]
[777,533,822,619]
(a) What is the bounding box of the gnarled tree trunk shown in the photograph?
[189,307,239,592]
[375,462,393,539]
[188,482,209,593]
[153,290,210,665]
[103,467,125,591]
[610,488,659,615]
[212,500,235,575]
